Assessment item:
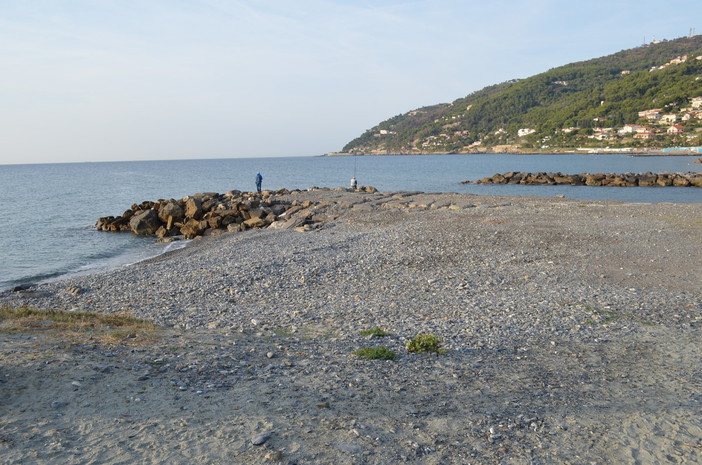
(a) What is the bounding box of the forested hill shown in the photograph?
[341,35,702,154]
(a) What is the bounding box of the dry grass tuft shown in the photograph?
[0,306,161,345]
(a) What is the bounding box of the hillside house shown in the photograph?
[590,127,615,140]
[660,114,678,124]
[517,128,536,137]
[618,124,642,135]
[692,97,702,109]
[682,112,699,121]
[667,124,684,135]
[638,109,662,121]
[634,131,656,140]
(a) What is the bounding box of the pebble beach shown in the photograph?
[1,189,701,464]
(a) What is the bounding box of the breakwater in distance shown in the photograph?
[466,171,702,187]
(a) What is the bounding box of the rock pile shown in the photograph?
[466,171,702,187]
[95,188,374,240]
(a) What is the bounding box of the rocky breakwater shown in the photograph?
[466,171,702,187]
[95,188,374,240]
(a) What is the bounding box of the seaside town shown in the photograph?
[362,52,702,155]
[558,93,702,149]
[453,88,702,153]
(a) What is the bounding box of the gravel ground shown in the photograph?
[1,190,701,464]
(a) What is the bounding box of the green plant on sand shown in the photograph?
[352,346,397,361]
[360,327,391,337]
[406,333,445,354]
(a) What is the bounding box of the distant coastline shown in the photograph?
[325,148,702,157]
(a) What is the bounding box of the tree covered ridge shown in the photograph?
[342,35,702,154]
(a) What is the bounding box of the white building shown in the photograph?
[619,124,642,135]
[517,128,536,137]
[660,114,678,124]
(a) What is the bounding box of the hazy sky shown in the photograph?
[1,0,698,164]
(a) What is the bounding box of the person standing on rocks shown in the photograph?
[255,172,263,193]
[350,176,357,190]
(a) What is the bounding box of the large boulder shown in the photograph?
[155,225,179,239]
[129,210,161,236]
[491,173,507,183]
[672,175,690,187]
[184,198,203,219]
[95,216,114,231]
[622,173,638,186]
[221,214,243,227]
[202,198,220,212]
[243,217,267,229]
[637,173,657,186]
[507,172,526,184]
[227,223,245,232]
[158,201,185,223]
[206,214,223,229]
[656,174,673,187]
[247,208,267,219]
[180,218,207,239]
[553,173,577,185]
[268,215,308,230]
[603,175,628,187]
[269,204,289,216]
[584,174,606,186]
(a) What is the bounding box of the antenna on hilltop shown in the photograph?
[690,27,696,38]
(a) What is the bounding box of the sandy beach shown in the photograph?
[1,189,701,464]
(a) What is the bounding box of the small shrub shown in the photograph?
[406,333,445,354]
[360,327,391,337]
[353,346,397,361]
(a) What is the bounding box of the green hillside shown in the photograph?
[342,35,702,154]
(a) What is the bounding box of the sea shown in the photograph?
[0,153,700,292]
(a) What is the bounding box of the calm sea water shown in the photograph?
[0,154,700,291]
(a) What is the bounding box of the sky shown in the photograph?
[0,0,699,164]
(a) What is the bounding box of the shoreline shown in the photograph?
[2,237,189,294]
[2,190,701,464]
[6,178,701,293]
